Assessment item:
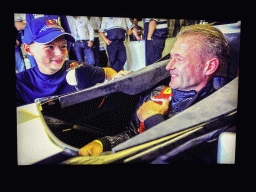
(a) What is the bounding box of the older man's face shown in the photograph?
[166,36,208,92]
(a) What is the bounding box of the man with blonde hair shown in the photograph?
[79,24,230,157]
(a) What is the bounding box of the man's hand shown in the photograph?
[104,39,111,45]
[111,70,131,80]
[137,99,170,123]
[103,68,131,81]
[136,35,141,41]
[79,141,103,156]
[88,41,93,47]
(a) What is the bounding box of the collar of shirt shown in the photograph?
[170,80,215,115]
[33,62,68,81]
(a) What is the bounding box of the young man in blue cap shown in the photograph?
[16,16,129,107]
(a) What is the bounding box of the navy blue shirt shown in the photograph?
[16,60,105,107]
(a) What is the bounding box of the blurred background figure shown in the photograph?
[128,18,143,41]
[14,13,26,73]
[99,17,140,72]
[144,18,168,66]
[67,16,95,65]
[87,16,102,66]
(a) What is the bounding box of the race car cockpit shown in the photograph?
[37,59,172,151]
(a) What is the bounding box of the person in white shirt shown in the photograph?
[67,16,95,65]
[88,16,101,66]
[14,13,26,72]
[99,17,141,72]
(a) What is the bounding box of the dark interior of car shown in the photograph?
[41,76,171,148]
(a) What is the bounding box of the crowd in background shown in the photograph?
[15,14,202,73]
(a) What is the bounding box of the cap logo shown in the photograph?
[39,19,65,33]
[46,20,58,26]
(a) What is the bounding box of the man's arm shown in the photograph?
[126,18,141,41]
[79,119,138,155]
[14,21,26,31]
[99,18,111,45]
[78,92,169,156]
[147,19,157,40]
[78,90,149,156]
[131,27,141,41]
[100,32,111,45]
[78,100,169,156]
[86,18,94,47]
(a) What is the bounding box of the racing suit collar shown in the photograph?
[172,79,214,102]
[170,80,215,115]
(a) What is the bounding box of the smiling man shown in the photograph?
[79,24,229,156]
[167,33,225,93]
[137,25,229,122]
[16,17,128,107]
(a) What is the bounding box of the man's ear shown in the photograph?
[204,58,219,76]
[23,43,34,56]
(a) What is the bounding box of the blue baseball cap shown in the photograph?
[24,16,75,45]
